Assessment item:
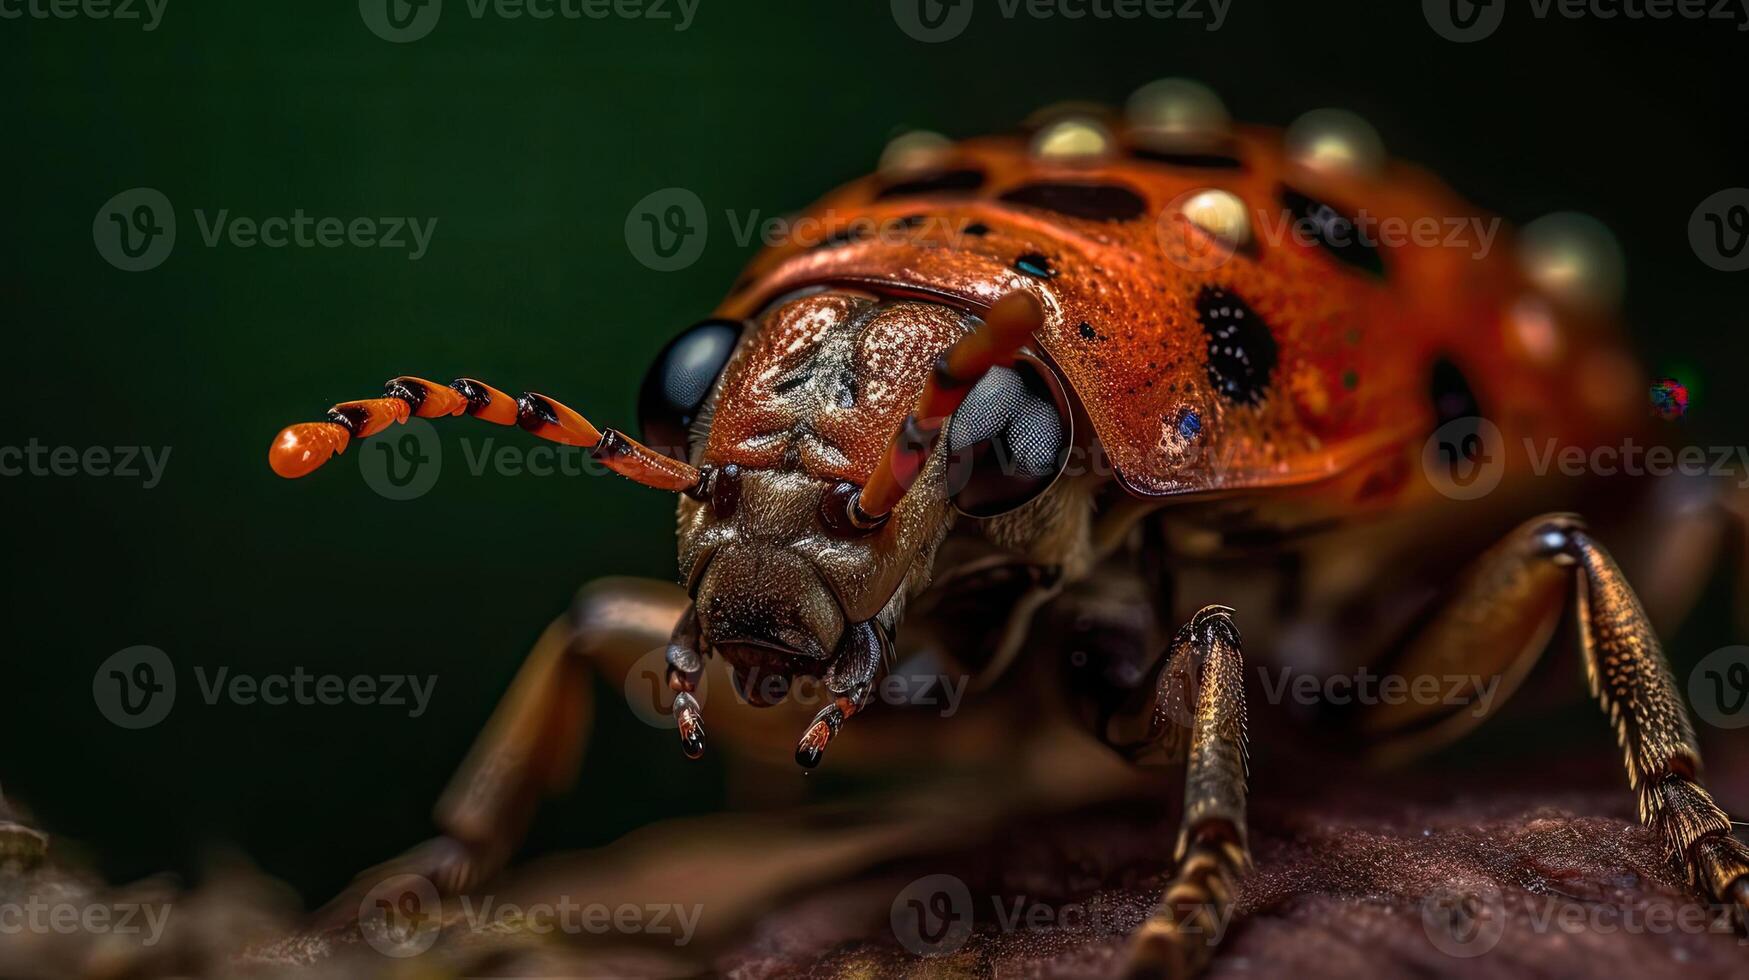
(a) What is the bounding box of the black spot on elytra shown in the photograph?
[873,168,985,200]
[1279,185,1385,277]
[811,226,864,249]
[1197,286,1277,406]
[1078,322,1096,340]
[1132,148,1245,170]
[962,222,990,237]
[997,181,1148,222]
[1429,356,1480,425]
[1014,252,1056,278]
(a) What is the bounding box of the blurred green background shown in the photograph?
[2,1,1744,902]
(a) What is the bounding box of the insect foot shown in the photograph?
[795,620,890,769]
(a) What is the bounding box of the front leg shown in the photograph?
[1115,605,1252,980]
[384,576,688,895]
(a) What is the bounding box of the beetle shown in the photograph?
[267,79,1748,977]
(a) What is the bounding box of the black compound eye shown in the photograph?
[1198,286,1277,406]
[945,357,1071,518]
[637,319,742,460]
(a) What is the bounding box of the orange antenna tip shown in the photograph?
[269,422,350,479]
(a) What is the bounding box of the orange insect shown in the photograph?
[269,80,1745,977]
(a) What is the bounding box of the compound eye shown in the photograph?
[637,319,743,460]
[945,355,1072,518]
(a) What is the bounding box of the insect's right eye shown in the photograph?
[637,319,742,460]
[944,356,1071,518]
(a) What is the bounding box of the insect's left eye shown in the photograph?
[637,318,742,460]
[945,356,1072,518]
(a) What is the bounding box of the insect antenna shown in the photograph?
[847,290,1046,528]
[268,375,707,495]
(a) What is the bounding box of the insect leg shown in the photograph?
[352,576,688,898]
[1361,514,1749,923]
[268,375,703,493]
[1122,605,1250,980]
[1535,516,1749,922]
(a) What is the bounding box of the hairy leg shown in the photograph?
[1362,514,1749,917]
[1113,605,1251,980]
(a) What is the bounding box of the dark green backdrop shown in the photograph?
[3,1,1744,901]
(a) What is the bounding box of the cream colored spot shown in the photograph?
[1030,116,1113,162]
[1126,78,1230,143]
[1285,108,1385,178]
[1179,188,1251,250]
[1518,212,1625,311]
[878,130,952,178]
